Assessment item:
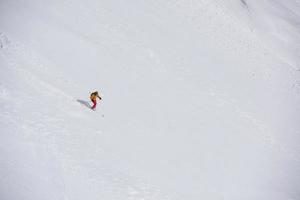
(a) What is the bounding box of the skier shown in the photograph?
[90,91,102,110]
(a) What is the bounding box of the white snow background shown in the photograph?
[0,0,300,199]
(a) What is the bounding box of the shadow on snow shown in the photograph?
[77,99,92,109]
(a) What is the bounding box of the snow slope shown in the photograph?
[1,0,300,199]
[223,0,300,69]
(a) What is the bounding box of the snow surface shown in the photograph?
[1,0,300,199]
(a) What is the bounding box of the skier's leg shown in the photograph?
[91,100,97,109]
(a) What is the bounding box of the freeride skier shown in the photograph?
[90,91,102,110]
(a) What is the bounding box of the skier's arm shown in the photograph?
[98,95,102,100]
